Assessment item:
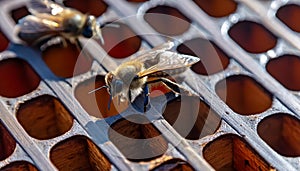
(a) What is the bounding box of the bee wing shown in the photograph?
[131,41,175,63]
[137,51,200,78]
[28,0,65,16]
[17,15,63,34]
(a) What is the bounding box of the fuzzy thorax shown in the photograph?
[105,61,148,102]
[114,61,147,89]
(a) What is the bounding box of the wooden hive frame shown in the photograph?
[0,0,299,170]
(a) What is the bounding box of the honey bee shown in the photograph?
[90,42,200,111]
[15,0,104,46]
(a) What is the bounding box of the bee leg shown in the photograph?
[147,77,193,96]
[74,38,94,63]
[61,38,68,48]
[74,38,83,50]
[143,84,150,112]
[107,95,112,110]
[128,89,132,102]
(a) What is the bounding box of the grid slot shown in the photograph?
[228,20,278,54]
[16,95,74,140]
[266,54,300,91]
[192,0,238,18]
[10,6,29,24]
[0,122,16,161]
[50,135,111,171]
[162,95,221,140]
[143,5,191,36]
[63,0,108,17]
[0,30,9,52]
[0,58,40,98]
[257,113,300,157]
[42,40,92,78]
[100,22,142,59]
[150,158,194,171]
[276,3,300,33]
[215,75,273,115]
[203,134,274,171]
[0,161,39,171]
[176,38,230,75]
[108,114,168,162]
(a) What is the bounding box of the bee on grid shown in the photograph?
[89,42,200,112]
[15,0,104,48]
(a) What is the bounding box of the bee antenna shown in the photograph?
[88,85,108,94]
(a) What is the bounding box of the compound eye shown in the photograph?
[82,15,97,38]
[82,26,93,38]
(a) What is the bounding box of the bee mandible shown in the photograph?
[89,42,200,111]
[15,0,104,46]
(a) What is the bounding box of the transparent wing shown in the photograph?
[137,51,200,78]
[17,15,63,34]
[28,0,65,16]
[131,41,174,63]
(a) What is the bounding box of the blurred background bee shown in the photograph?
[90,42,200,111]
[15,0,104,47]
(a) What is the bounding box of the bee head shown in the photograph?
[83,15,104,44]
[82,15,95,38]
[105,72,124,97]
